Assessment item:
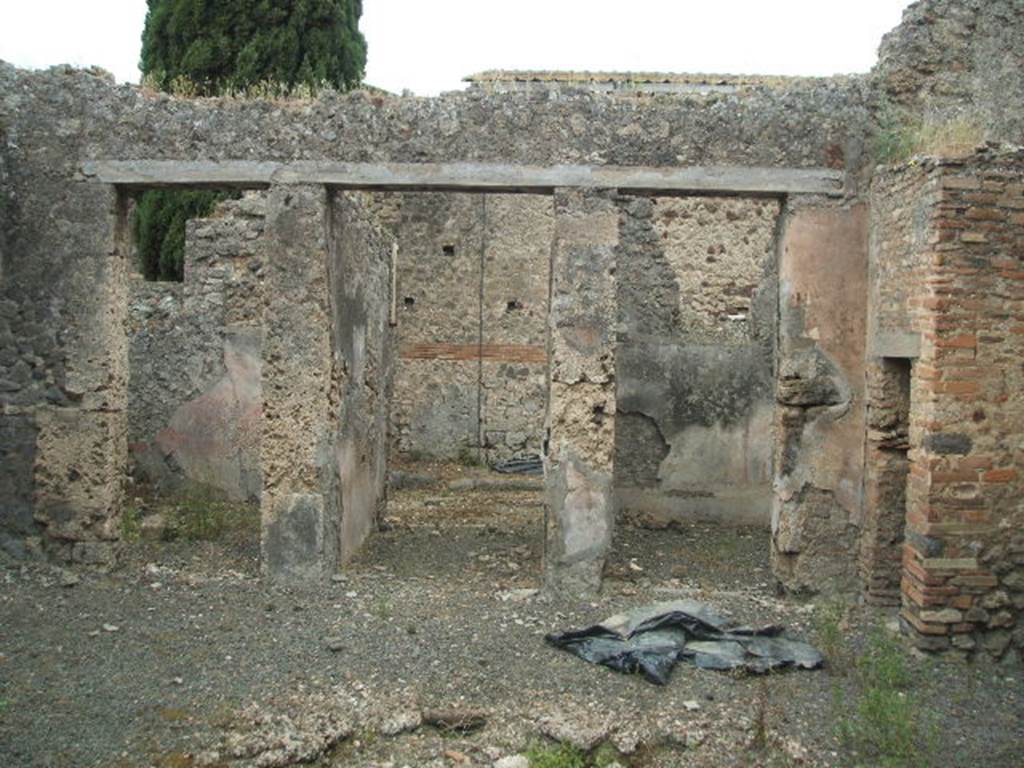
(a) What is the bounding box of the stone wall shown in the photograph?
[872,150,1024,660]
[0,54,874,560]
[127,194,265,501]
[2,0,1023,605]
[875,0,1024,144]
[615,196,779,526]
[388,192,551,464]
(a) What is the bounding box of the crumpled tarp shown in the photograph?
[545,600,823,685]
[492,456,543,475]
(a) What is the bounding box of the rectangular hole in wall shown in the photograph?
[130,188,242,282]
[610,194,782,588]
[863,356,912,605]
[122,186,265,565]
[382,190,552,587]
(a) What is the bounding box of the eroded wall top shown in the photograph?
[0,62,871,175]
[875,0,1024,143]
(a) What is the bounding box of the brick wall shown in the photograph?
[874,149,1024,659]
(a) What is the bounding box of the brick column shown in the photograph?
[260,184,339,581]
[543,188,618,596]
[897,155,1024,659]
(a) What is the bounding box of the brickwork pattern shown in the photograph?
[876,151,1024,658]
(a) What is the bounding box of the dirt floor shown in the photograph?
[1,465,1021,767]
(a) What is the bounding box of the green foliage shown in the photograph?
[133,189,230,281]
[162,488,257,542]
[136,1,366,281]
[525,743,587,768]
[121,504,143,542]
[813,597,851,674]
[835,627,935,768]
[140,0,366,97]
[873,99,984,165]
[857,626,912,692]
[521,742,626,768]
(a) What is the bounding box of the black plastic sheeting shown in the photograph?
[492,456,543,475]
[546,600,823,685]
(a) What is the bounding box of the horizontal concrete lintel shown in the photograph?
[871,331,921,359]
[80,160,845,196]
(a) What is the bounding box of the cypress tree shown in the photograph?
[136,0,367,280]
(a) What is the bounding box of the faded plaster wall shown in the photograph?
[772,202,869,594]
[615,196,780,526]
[127,195,265,501]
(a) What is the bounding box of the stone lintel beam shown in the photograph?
[544,187,619,597]
[81,160,844,197]
[870,331,921,359]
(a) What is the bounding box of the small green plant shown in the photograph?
[371,597,393,620]
[858,627,912,691]
[873,99,984,165]
[524,743,587,768]
[120,505,143,542]
[591,743,621,768]
[162,488,257,542]
[750,677,770,752]
[456,446,484,468]
[835,626,935,768]
[813,597,850,673]
[874,104,920,165]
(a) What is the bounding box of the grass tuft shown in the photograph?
[873,101,985,164]
[835,626,936,768]
[525,743,587,768]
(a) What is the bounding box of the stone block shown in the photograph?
[261,492,330,582]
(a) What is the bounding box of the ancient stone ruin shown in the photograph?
[1,0,1023,659]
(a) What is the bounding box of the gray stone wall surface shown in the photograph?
[260,184,337,581]
[614,196,779,526]
[127,194,265,501]
[545,188,619,596]
[2,0,1021,592]
[259,185,394,581]
[390,192,551,464]
[875,0,1024,144]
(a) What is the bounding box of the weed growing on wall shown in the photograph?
[120,504,143,542]
[873,100,984,164]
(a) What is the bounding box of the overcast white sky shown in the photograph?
[0,1,914,96]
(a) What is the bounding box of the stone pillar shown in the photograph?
[771,199,869,595]
[260,184,339,581]
[543,188,619,596]
[29,184,128,566]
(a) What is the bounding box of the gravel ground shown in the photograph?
[1,465,1021,767]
